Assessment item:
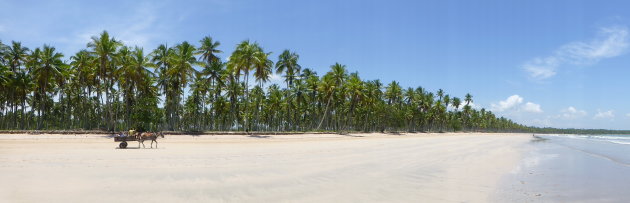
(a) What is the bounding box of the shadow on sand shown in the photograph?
[248,135,272,139]
[116,147,162,149]
[531,135,549,143]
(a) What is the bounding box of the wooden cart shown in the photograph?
[114,136,138,149]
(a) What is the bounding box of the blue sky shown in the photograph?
[1,0,629,129]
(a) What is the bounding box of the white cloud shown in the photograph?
[454,101,479,110]
[523,102,543,113]
[558,106,587,119]
[523,57,559,80]
[491,95,523,112]
[594,110,615,120]
[467,102,480,110]
[626,113,630,117]
[559,26,629,64]
[490,95,543,113]
[269,73,282,83]
[523,26,629,80]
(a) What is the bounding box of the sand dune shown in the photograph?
[0,133,531,202]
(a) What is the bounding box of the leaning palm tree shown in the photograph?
[345,72,364,131]
[317,63,347,130]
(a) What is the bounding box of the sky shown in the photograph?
[1,0,629,130]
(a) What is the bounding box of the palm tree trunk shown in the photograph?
[317,93,333,130]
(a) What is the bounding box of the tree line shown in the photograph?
[0,31,530,133]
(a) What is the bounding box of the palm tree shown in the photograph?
[317,63,347,130]
[253,51,273,87]
[7,41,29,72]
[227,40,270,132]
[165,41,199,130]
[117,46,154,129]
[463,93,473,130]
[196,36,222,64]
[201,60,225,130]
[345,72,364,131]
[150,44,174,129]
[10,71,33,129]
[452,97,461,111]
[32,45,65,129]
[88,31,122,130]
[5,41,30,128]
[275,50,301,88]
[464,93,473,106]
[70,50,97,129]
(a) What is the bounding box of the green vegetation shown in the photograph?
[0,31,530,132]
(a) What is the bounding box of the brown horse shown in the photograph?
[138,132,164,148]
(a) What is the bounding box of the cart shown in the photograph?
[114,136,138,149]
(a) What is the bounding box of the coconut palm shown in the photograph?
[32,45,65,129]
[196,36,222,64]
[275,50,301,88]
[227,40,271,132]
[201,60,225,130]
[7,41,29,72]
[164,41,199,130]
[317,63,347,130]
[88,31,122,130]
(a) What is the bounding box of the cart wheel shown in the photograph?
[119,142,128,149]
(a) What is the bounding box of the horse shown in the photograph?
[138,132,164,148]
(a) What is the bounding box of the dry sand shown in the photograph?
[0,132,532,202]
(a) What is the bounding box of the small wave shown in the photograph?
[545,134,630,146]
[608,141,630,145]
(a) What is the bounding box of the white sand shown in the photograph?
[0,133,531,202]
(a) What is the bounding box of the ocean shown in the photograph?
[495,134,630,202]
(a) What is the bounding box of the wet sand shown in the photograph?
[496,134,630,202]
[0,133,531,202]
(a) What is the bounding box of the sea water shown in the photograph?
[544,134,630,165]
[495,134,630,202]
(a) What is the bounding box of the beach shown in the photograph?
[0,133,542,202]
